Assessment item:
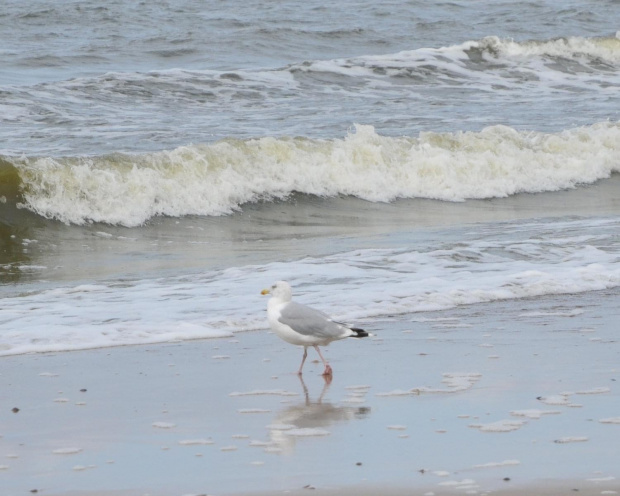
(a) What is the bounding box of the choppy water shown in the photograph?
[1,0,619,355]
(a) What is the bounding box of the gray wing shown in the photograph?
[278,301,347,339]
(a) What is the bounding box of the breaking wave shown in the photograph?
[2,121,619,227]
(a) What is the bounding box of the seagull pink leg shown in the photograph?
[297,347,308,375]
[313,345,332,376]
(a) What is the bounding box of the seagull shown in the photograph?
[261,281,371,376]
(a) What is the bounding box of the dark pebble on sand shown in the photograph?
[12,407,19,413]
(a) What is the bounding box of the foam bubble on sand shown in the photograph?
[469,419,527,433]
[588,476,616,482]
[38,372,59,377]
[538,394,582,407]
[473,460,521,469]
[285,428,330,437]
[232,434,250,439]
[378,372,482,396]
[575,387,611,395]
[152,422,176,429]
[345,392,368,398]
[600,417,620,424]
[554,436,589,443]
[212,355,231,359]
[238,408,271,414]
[53,448,82,455]
[376,389,416,397]
[387,425,407,430]
[220,446,238,451]
[433,471,451,477]
[53,398,69,403]
[431,322,472,329]
[342,397,367,404]
[510,409,562,419]
[438,479,477,487]
[0,465,9,470]
[229,390,298,397]
[266,424,296,430]
[433,373,482,392]
[178,439,214,446]
[264,446,284,453]
[72,465,96,471]
[249,440,276,447]
[520,309,585,318]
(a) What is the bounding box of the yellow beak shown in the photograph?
[261,288,270,295]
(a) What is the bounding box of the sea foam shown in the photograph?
[1,216,618,356]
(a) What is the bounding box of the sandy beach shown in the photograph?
[3,3,620,496]
[2,287,618,496]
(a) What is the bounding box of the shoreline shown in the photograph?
[2,288,619,496]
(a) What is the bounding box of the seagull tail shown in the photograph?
[350,327,372,338]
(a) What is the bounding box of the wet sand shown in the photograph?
[2,288,619,496]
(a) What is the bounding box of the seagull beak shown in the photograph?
[261,288,270,295]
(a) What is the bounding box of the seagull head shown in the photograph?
[261,280,292,301]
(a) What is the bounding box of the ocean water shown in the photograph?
[1,0,620,356]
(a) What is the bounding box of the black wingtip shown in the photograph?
[350,327,371,338]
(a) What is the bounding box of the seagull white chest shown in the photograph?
[267,299,320,346]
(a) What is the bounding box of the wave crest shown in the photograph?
[469,34,620,64]
[7,122,620,226]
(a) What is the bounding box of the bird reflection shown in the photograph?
[265,375,371,454]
